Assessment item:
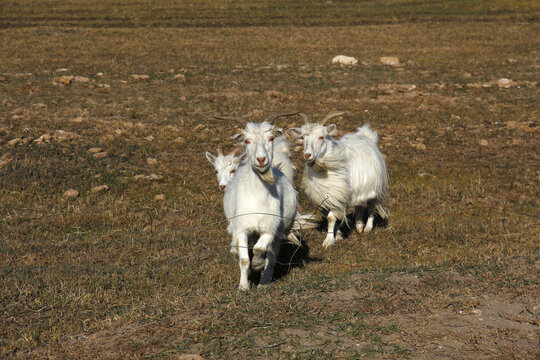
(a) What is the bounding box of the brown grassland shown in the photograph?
[1,1,539,359]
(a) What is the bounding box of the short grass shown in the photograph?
[1,1,539,359]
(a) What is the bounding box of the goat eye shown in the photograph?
[244,139,251,144]
[230,169,236,174]
[300,136,304,140]
[318,136,324,140]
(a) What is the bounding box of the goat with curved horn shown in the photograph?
[319,111,347,125]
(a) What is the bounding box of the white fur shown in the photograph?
[206,150,245,192]
[290,122,388,248]
[332,55,358,65]
[224,121,298,291]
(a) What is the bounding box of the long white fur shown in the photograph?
[224,121,298,291]
[290,122,388,248]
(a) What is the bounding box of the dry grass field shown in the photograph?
[1,1,539,359]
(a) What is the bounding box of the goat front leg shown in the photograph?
[364,203,376,233]
[322,211,339,248]
[236,232,250,291]
[355,206,366,233]
[252,233,273,272]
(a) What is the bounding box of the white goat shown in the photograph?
[205,148,245,192]
[223,119,298,291]
[289,113,388,248]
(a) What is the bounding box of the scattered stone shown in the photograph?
[411,142,426,151]
[58,76,73,85]
[130,74,150,80]
[8,138,23,146]
[92,151,108,159]
[133,174,146,180]
[55,68,68,73]
[174,137,185,144]
[144,135,155,141]
[147,158,158,166]
[497,78,514,88]
[98,83,110,88]
[91,185,109,193]
[193,124,205,131]
[71,116,84,123]
[147,173,163,181]
[96,72,104,77]
[87,147,103,154]
[114,129,123,135]
[34,133,52,144]
[63,189,79,198]
[154,194,166,201]
[73,75,90,83]
[173,74,185,80]
[479,139,489,146]
[332,55,358,65]
[54,130,79,142]
[380,56,400,66]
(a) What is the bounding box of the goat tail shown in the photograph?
[286,232,302,247]
[285,211,320,247]
[356,124,379,142]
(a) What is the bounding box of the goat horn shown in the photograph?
[263,111,301,124]
[213,115,247,128]
[298,112,310,124]
[319,111,346,125]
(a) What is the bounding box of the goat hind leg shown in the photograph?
[355,206,366,233]
[322,211,338,248]
[364,204,375,233]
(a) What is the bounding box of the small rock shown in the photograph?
[92,151,108,159]
[147,173,163,181]
[497,78,514,88]
[380,57,400,66]
[58,76,73,85]
[55,68,68,73]
[154,194,166,201]
[479,139,489,146]
[73,76,90,83]
[174,137,185,144]
[96,72,104,77]
[63,189,79,198]
[8,138,23,146]
[147,158,158,166]
[193,124,205,131]
[332,55,358,65]
[144,135,155,141]
[173,74,185,80]
[91,185,109,193]
[71,116,84,123]
[134,174,146,180]
[34,133,52,144]
[87,147,103,154]
[130,74,150,80]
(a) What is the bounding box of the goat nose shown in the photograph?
[256,157,266,166]
[304,153,312,160]
[219,185,226,191]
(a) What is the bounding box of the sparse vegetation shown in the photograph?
[1,1,539,359]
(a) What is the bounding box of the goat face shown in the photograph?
[233,122,283,182]
[206,151,245,191]
[289,123,337,163]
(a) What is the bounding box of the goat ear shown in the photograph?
[205,151,216,164]
[231,133,244,144]
[325,124,338,136]
[286,128,303,139]
[273,127,284,137]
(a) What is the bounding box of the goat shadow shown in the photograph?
[247,236,320,285]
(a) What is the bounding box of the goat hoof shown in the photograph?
[251,251,266,271]
[322,237,335,248]
[363,225,373,233]
[238,283,250,292]
[356,223,365,233]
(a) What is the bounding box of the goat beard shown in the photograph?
[256,166,275,185]
[308,160,327,173]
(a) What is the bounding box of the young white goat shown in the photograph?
[223,119,298,291]
[289,113,388,248]
[206,148,245,192]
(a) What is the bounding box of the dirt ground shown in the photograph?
[1,1,539,359]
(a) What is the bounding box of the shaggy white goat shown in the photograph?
[289,113,388,248]
[224,120,298,291]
